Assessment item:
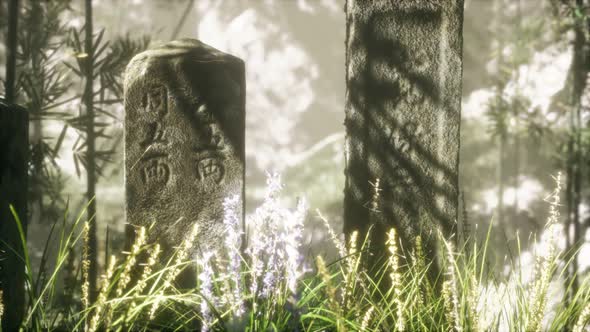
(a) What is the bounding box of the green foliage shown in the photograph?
[2,175,589,331]
[15,0,73,221]
[64,27,149,178]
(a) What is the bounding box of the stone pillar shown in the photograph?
[124,39,245,283]
[343,0,464,270]
[0,101,28,331]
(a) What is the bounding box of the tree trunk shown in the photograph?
[513,0,522,214]
[563,0,589,300]
[0,104,28,330]
[5,0,18,104]
[1,3,29,330]
[584,0,590,250]
[84,0,98,303]
[498,131,505,224]
[569,0,588,297]
[494,0,506,226]
[30,0,44,226]
[565,127,574,300]
[343,0,464,281]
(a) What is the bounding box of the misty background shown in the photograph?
[0,0,587,275]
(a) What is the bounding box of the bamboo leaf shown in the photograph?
[72,134,82,152]
[93,40,110,63]
[95,108,118,120]
[63,61,82,77]
[92,28,106,55]
[73,153,81,178]
[43,95,80,112]
[52,125,69,159]
[76,139,88,152]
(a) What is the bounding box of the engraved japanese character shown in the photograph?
[141,156,170,185]
[141,122,168,148]
[196,156,225,184]
[194,123,225,152]
[143,85,168,116]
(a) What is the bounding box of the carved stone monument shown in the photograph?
[343,0,464,273]
[0,101,28,331]
[124,39,245,270]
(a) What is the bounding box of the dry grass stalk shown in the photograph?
[527,172,562,332]
[149,223,199,319]
[468,274,480,332]
[573,302,590,332]
[316,255,346,332]
[387,228,405,331]
[128,243,161,315]
[360,305,375,331]
[316,255,338,312]
[116,226,146,297]
[81,220,91,330]
[341,230,359,308]
[137,243,161,295]
[443,240,462,332]
[317,209,346,258]
[88,255,117,332]
[412,235,431,309]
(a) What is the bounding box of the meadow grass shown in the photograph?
[1,172,589,331]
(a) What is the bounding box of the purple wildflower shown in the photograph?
[198,251,216,332]
[223,194,245,316]
[246,172,308,300]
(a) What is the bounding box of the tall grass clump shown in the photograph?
[4,172,590,331]
[525,172,563,332]
[386,228,404,331]
[574,302,590,332]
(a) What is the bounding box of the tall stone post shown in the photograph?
[343,0,464,277]
[124,39,245,287]
[0,102,28,331]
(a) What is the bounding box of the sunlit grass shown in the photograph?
[2,172,589,331]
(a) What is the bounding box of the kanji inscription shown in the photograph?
[125,39,245,278]
[143,85,168,116]
[141,156,170,185]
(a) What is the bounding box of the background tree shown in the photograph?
[62,0,149,299]
[568,0,589,297]
[83,0,98,301]
[548,0,590,299]
[486,0,509,226]
[485,0,540,227]
[17,0,73,225]
[4,0,17,104]
[0,1,28,330]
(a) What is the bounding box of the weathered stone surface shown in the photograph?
[343,0,463,268]
[0,101,28,331]
[124,39,245,267]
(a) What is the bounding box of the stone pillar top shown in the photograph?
[124,39,245,267]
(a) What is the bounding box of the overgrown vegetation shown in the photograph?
[1,1,589,331]
[0,173,588,331]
